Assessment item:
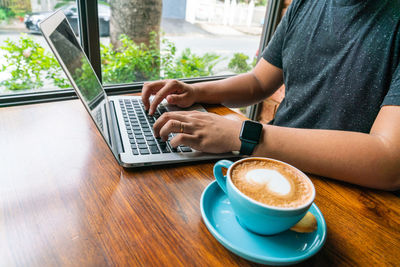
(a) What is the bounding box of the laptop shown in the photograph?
[39,10,235,167]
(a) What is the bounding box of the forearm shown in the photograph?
[249,125,400,190]
[193,73,266,107]
[193,59,283,107]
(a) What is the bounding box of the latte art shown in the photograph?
[245,169,291,195]
[231,159,313,208]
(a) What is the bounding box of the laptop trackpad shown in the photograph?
[164,103,206,112]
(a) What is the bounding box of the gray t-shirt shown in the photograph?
[262,0,400,133]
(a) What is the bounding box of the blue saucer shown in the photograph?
[200,181,327,266]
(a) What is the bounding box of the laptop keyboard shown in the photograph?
[119,99,192,156]
[95,108,104,131]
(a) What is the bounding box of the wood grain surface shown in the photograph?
[0,99,399,266]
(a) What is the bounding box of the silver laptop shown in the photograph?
[39,10,235,167]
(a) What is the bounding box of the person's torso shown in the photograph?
[273,0,400,132]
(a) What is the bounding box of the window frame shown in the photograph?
[0,0,283,108]
[249,0,284,120]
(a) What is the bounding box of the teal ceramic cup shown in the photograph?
[214,158,315,235]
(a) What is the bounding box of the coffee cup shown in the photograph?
[213,157,315,235]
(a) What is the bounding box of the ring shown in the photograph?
[180,122,184,133]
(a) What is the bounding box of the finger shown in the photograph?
[159,121,192,141]
[141,80,166,111]
[153,112,192,137]
[169,133,198,148]
[158,119,181,141]
[149,80,181,115]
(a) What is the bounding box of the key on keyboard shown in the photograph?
[120,99,191,155]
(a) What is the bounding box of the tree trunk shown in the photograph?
[110,0,163,48]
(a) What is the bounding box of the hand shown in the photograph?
[153,111,242,153]
[141,79,197,115]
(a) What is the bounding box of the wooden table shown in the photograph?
[0,99,399,266]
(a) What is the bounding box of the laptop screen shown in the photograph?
[49,18,108,135]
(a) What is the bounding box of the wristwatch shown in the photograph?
[239,120,263,156]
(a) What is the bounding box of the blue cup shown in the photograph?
[214,157,315,235]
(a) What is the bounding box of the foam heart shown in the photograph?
[245,169,291,195]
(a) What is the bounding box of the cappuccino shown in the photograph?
[230,158,313,208]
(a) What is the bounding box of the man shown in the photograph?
[141,0,400,191]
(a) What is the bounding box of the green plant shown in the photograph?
[101,32,162,84]
[0,8,8,21]
[160,34,221,79]
[252,56,257,68]
[256,0,267,6]
[10,8,26,18]
[0,33,230,92]
[0,35,70,90]
[55,0,109,9]
[228,52,253,74]
[0,7,15,22]
[163,48,220,79]
[99,1,110,6]
[54,1,71,9]
[5,2,29,18]
[101,33,221,84]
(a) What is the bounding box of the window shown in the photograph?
[99,0,267,86]
[0,0,76,97]
[0,0,276,107]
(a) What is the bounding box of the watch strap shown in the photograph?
[239,140,257,156]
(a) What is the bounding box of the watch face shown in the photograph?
[240,120,263,142]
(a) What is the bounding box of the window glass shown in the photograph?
[100,0,267,85]
[0,0,268,98]
[0,0,76,95]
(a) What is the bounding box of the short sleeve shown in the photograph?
[381,64,400,106]
[261,1,296,69]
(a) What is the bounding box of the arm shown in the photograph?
[249,106,400,191]
[193,59,284,107]
[142,59,283,114]
[154,105,400,190]
[152,59,400,190]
